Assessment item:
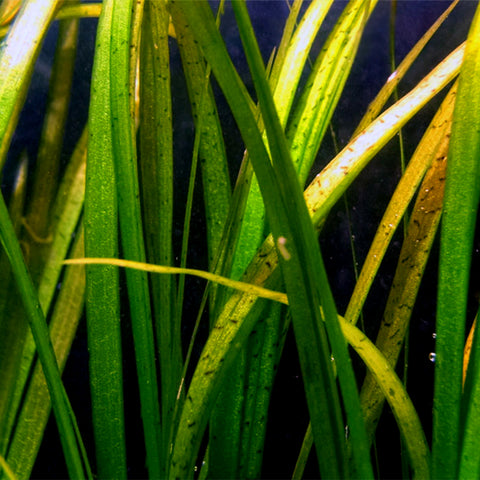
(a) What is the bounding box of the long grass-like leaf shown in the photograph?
[3,3,473,479]
[0,1,21,26]
[167,2,341,477]
[360,120,450,441]
[345,83,456,326]
[0,155,26,318]
[273,0,335,129]
[231,0,341,280]
[159,12,464,476]
[172,5,231,264]
[2,128,87,462]
[354,0,459,135]
[65,256,431,478]
[215,1,367,473]
[225,41,463,327]
[0,454,17,480]
[339,317,431,479]
[23,8,78,283]
[0,4,89,474]
[219,42,464,350]
[168,2,373,477]
[0,0,60,167]
[0,5,68,450]
[85,1,126,476]
[433,4,480,478]
[6,227,86,479]
[0,158,28,454]
[0,190,87,479]
[267,0,303,90]
[205,1,332,474]
[287,0,375,186]
[37,128,87,311]
[109,1,162,477]
[65,258,288,305]
[231,3,373,478]
[138,2,180,475]
[305,43,464,228]
[459,311,480,478]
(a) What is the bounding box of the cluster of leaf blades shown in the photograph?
[0,0,480,479]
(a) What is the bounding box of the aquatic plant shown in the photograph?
[0,0,479,478]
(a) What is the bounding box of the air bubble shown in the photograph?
[432,332,437,339]
[429,352,436,362]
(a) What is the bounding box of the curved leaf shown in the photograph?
[339,317,431,480]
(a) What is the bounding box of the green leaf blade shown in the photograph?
[340,317,431,479]
[85,1,126,476]
[139,2,181,475]
[433,4,480,478]
[0,183,87,480]
[0,0,60,167]
[109,1,163,477]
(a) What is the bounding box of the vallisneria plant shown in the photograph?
[0,0,479,478]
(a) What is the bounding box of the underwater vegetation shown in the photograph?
[0,0,480,478]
